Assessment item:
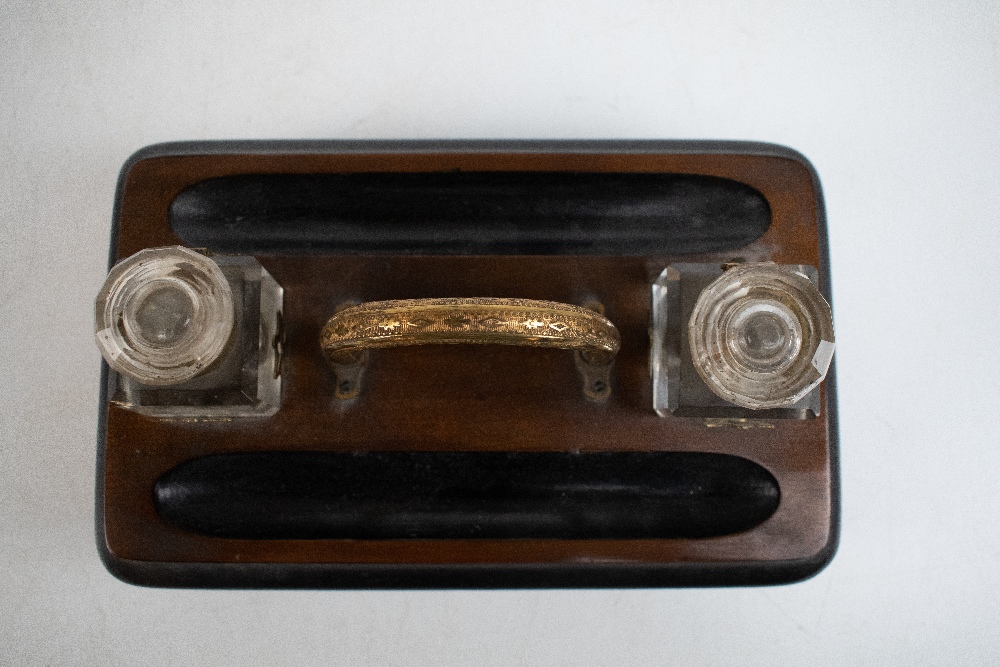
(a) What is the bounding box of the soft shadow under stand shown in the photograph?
[96,140,839,588]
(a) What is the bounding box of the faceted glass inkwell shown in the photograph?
[95,246,283,418]
[651,262,834,418]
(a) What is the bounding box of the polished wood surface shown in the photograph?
[102,149,832,568]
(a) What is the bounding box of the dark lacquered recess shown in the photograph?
[169,172,771,255]
[154,451,780,540]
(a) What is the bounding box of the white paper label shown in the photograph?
[811,339,835,375]
[96,328,123,362]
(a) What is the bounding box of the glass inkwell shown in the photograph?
[95,246,283,418]
[651,262,835,418]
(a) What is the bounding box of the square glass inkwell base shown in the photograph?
[96,247,283,418]
[651,263,834,419]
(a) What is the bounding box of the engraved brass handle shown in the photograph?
[321,298,621,400]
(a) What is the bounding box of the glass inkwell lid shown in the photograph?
[94,246,235,386]
[687,263,835,410]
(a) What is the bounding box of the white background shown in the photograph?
[2,1,999,664]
